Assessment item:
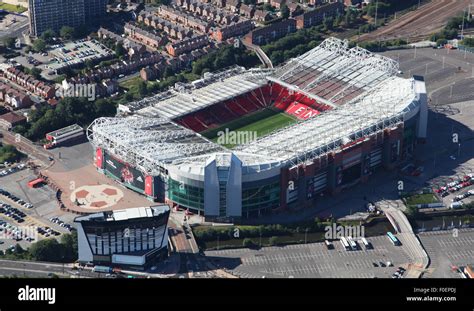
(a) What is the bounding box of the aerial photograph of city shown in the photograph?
[0,0,473,306]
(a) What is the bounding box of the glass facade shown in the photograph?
[168,178,205,211]
[242,180,280,212]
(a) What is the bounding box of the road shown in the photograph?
[0,15,28,40]
[168,215,236,278]
[378,200,430,278]
[0,259,94,278]
[1,130,54,165]
[358,0,472,43]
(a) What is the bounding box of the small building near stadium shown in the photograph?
[74,205,170,269]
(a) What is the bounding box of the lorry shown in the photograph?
[92,265,113,273]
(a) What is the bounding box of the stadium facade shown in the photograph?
[88,38,428,222]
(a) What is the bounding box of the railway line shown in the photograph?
[358,0,472,42]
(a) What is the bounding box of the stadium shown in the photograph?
[87,37,428,222]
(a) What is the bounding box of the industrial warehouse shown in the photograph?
[87,37,428,222]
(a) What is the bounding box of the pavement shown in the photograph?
[419,229,474,278]
[0,13,28,40]
[1,130,54,165]
[205,235,412,278]
[0,259,87,278]
[379,201,429,278]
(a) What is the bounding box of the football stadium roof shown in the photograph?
[130,66,272,119]
[268,37,399,107]
[88,38,422,175]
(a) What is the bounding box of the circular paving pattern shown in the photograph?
[70,185,124,210]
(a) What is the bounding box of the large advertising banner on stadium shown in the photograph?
[104,152,147,193]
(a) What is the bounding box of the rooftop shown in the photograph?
[74,205,170,223]
[88,38,423,174]
[132,66,271,119]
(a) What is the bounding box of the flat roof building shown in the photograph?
[74,205,170,269]
[28,0,107,37]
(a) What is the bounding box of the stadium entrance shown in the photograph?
[341,163,362,186]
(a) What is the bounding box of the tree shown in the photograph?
[3,37,15,49]
[137,81,148,96]
[280,4,290,19]
[94,99,117,117]
[14,244,25,255]
[60,26,75,40]
[40,29,56,43]
[60,232,78,262]
[29,239,64,262]
[405,205,419,218]
[115,43,126,57]
[323,16,334,31]
[268,236,278,246]
[462,37,474,47]
[242,238,255,248]
[263,3,273,12]
[30,67,42,79]
[0,144,24,163]
[163,66,174,79]
[344,9,358,27]
[151,0,171,5]
[32,39,46,52]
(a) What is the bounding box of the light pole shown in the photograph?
[304,228,309,244]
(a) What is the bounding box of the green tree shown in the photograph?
[14,244,25,255]
[462,37,474,47]
[30,67,42,79]
[162,66,175,79]
[280,4,290,19]
[405,205,419,218]
[40,29,56,43]
[32,39,46,52]
[242,238,255,248]
[344,9,358,27]
[137,81,148,96]
[323,16,334,31]
[94,98,117,117]
[115,43,126,57]
[0,144,24,163]
[60,26,75,40]
[60,232,78,262]
[3,37,15,49]
[268,236,278,246]
[29,239,64,262]
[263,3,273,12]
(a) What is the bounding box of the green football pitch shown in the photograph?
[201,108,297,148]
